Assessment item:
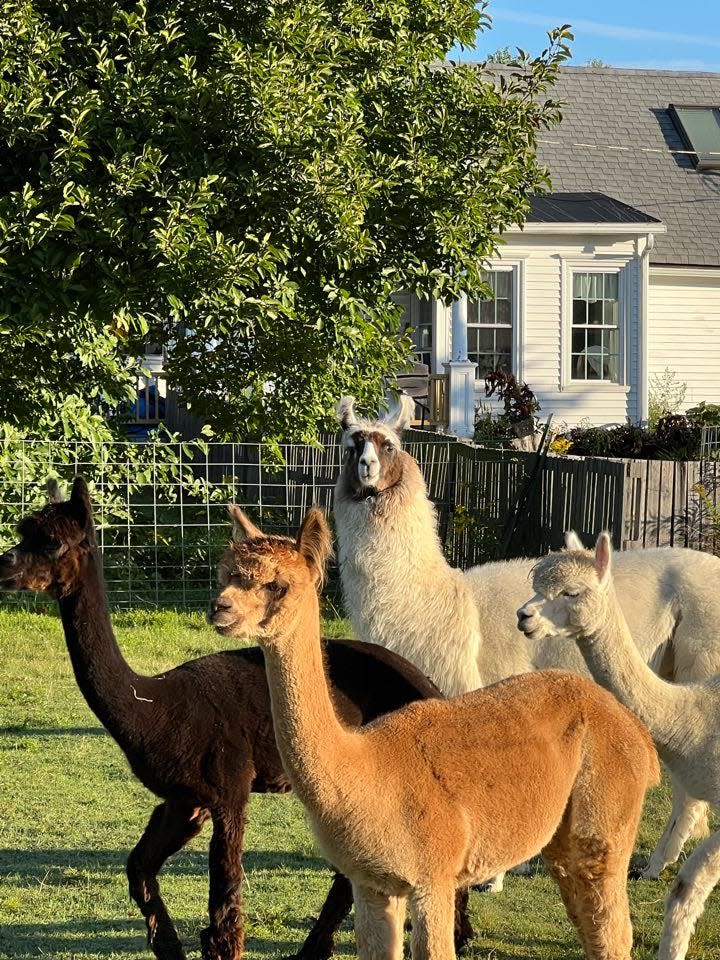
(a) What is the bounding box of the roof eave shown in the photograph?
[505,222,667,236]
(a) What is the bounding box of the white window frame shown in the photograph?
[561,258,630,391]
[467,261,525,383]
[409,296,434,371]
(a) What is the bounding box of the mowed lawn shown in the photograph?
[1,609,719,960]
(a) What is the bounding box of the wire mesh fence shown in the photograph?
[0,432,484,610]
[6,431,716,612]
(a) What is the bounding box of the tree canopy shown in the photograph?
[0,0,571,444]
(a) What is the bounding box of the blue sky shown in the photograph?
[452,1,720,72]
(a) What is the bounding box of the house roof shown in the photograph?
[527,192,661,225]
[494,66,720,267]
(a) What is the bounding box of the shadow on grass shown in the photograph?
[0,847,330,879]
[0,726,107,738]
[0,919,303,958]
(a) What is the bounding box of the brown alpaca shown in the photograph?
[213,506,660,960]
[0,478,472,960]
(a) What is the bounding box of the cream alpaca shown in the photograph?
[519,534,720,960]
[212,507,658,960]
[333,395,720,881]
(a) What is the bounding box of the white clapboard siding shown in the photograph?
[477,233,641,427]
[648,269,720,409]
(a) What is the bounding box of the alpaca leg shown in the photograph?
[127,801,209,960]
[352,883,406,960]
[643,777,707,879]
[546,832,632,960]
[659,829,720,960]
[291,872,353,960]
[202,805,249,960]
[408,886,456,960]
[453,887,474,953]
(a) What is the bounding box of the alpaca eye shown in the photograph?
[562,590,580,598]
[265,581,288,598]
[383,441,394,453]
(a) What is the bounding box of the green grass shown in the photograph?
[0,609,719,959]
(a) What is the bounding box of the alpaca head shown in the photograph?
[208,506,332,643]
[517,532,613,641]
[0,477,97,599]
[336,394,416,498]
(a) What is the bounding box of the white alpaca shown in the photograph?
[518,533,720,960]
[333,395,720,883]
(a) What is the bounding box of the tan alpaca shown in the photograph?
[212,507,659,960]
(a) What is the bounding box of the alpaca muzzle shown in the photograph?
[0,547,20,587]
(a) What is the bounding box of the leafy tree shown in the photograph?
[0,0,571,445]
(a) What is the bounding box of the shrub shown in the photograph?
[648,368,687,429]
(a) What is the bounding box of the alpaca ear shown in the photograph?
[564,531,584,552]
[297,507,333,586]
[382,392,415,434]
[46,478,63,503]
[228,505,264,542]
[594,532,612,582]
[336,396,358,431]
[69,476,94,532]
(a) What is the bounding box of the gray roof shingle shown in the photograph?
[492,66,720,266]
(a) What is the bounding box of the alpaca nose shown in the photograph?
[517,606,533,626]
[0,547,18,570]
[208,596,232,617]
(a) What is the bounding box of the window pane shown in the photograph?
[573,273,589,299]
[495,350,512,371]
[572,354,586,379]
[572,299,586,325]
[586,353,601,379]
[496,328,511,353]
[467,301,479,324]
[496,298,511,326]
[474,354,495,378]
[604,274,618,301]
[572,328,585,353]
[604,299,619,326]
[604,354,619,381]
[495,271,511,299]
[588,274,603,300]
[588,299,603,324]
[674,107,720,169]
[476,329,495,351]
[467,328,480,354]
[604,329,619,356]
[416,298,432,324]
[418,325,432,350]
[479,300,495,324]
[587,328,603,348]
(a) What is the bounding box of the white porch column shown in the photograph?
[444,294,476,438]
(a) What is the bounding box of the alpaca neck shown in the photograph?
[261,593,357,809]
[577,585,682,748]
[57,547,144,746]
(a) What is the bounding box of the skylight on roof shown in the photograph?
[669,104,720,171]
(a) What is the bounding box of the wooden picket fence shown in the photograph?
[398,431,720,563]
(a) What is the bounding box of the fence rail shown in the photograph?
[1,434,718,610]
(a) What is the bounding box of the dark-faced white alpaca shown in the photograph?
[520,533,720,960]
[213,506,659,960]
[333,396,720,883]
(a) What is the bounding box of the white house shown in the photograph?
[399,66,720,437]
